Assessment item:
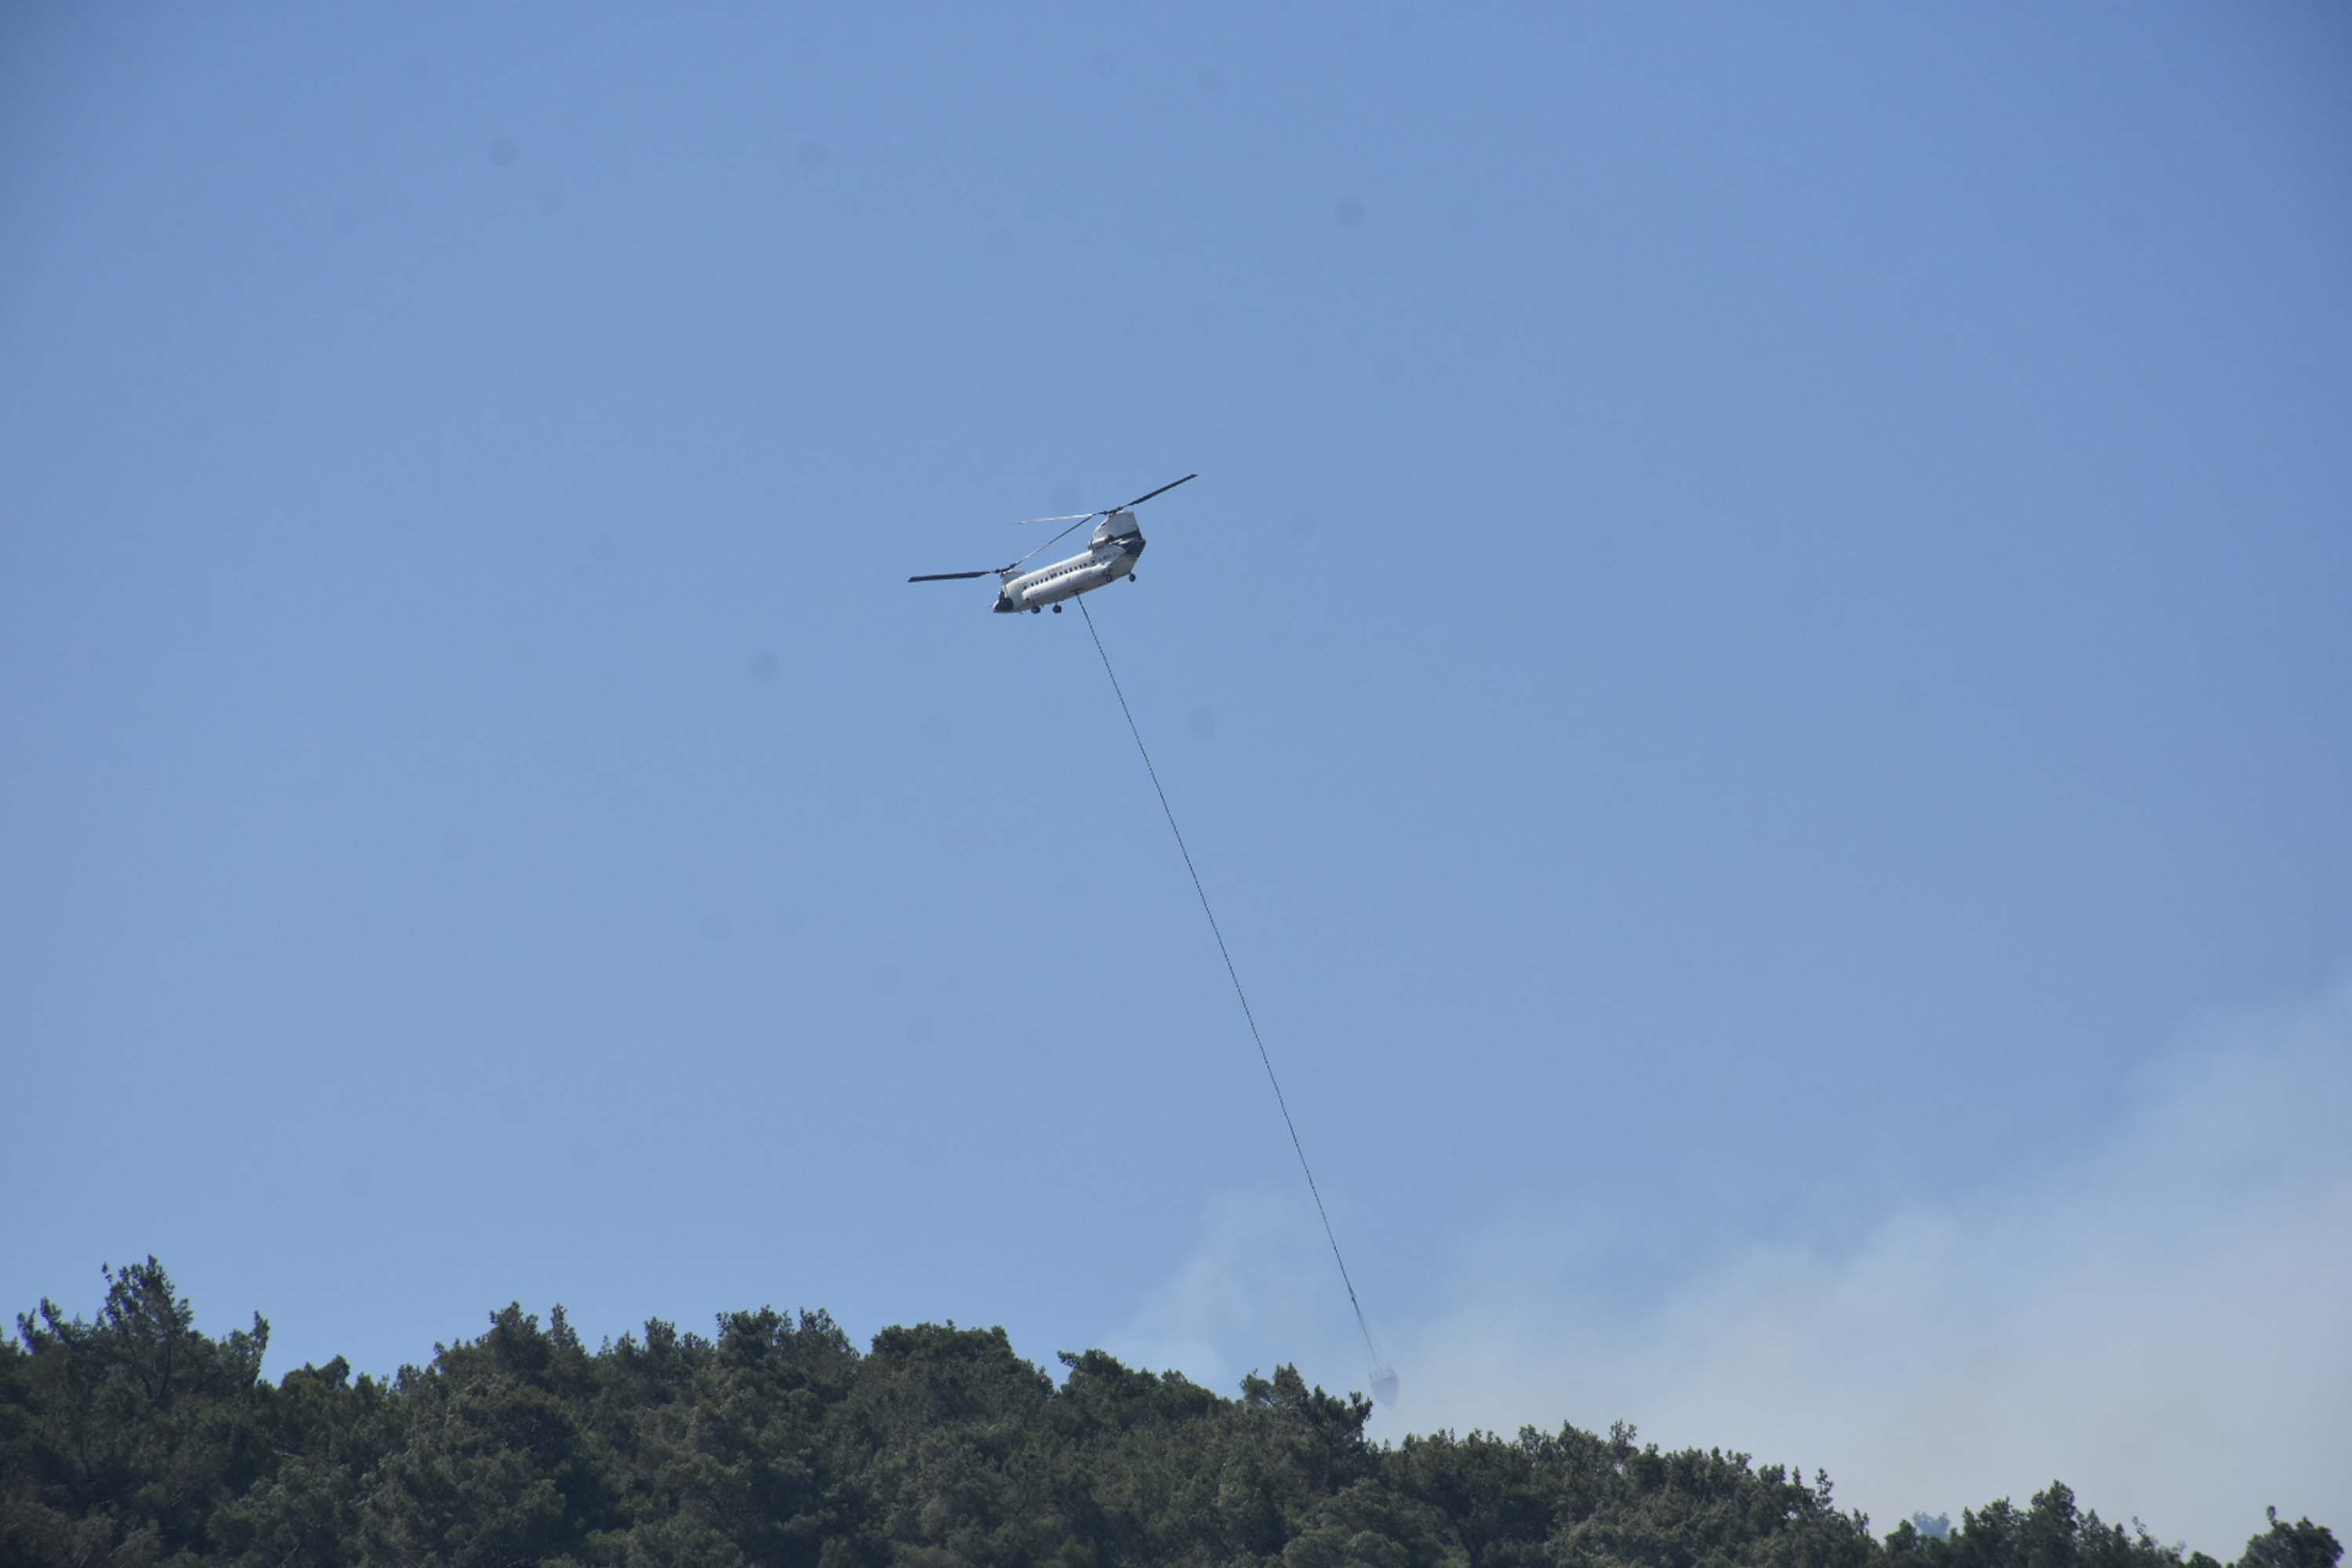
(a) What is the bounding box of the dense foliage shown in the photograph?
[2,1261,2336,1568]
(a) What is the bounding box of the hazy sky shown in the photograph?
[5,4,2347,1555]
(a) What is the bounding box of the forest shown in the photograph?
[2,1258,2337,1568]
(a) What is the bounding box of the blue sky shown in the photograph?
[5,2,2347,1552]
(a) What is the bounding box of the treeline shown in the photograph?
[2,1260,2337,1568]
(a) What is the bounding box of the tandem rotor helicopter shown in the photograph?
[908,474,1196,614]
[906,466,1399,1406]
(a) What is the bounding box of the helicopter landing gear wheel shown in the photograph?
[1029,606,1041,614]
[1127,572,1138,582]
[1051,604,1062,613]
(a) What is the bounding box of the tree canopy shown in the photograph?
[2,1260,2336,1568]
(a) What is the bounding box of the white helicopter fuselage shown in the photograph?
[994,510,1146,614]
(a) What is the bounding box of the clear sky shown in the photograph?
[5,2,2347,1555]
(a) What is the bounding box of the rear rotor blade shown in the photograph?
[1009,514,1098,569]
[1017,474,1195,527]
[993,476,1196,572]
[908,569,997,583]
[1121,473,1197,510]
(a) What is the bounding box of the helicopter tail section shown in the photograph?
[1091,509,1143,547]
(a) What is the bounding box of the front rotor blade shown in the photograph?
[1015,511,1098,526]
[1122,473,1197,509]
[908,570,996,582]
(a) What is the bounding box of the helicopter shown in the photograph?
[909,474,1196,614]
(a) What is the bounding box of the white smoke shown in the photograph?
[1114,978,2352,1559]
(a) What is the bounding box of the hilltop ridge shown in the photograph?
[4,1259,2336,1568]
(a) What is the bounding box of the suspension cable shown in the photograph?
[1076,596,1381,1374]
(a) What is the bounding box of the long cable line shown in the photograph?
[1076,596,1385,1381]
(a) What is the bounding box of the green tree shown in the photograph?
[2,1258,2340,1568]
[1391,1430,1550,1568]
[2,1258,270,1567]
[2238,1508,2342,1568]
[356,1304,622,1568]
